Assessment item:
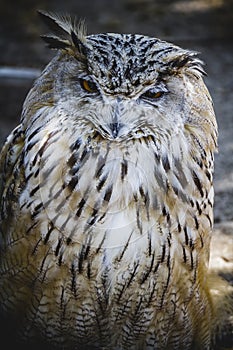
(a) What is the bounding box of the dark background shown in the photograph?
[0,0,232,347]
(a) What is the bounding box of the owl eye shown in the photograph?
[80,78,98,93]
[141,89,164,100]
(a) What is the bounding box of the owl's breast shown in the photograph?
[8,121,214,347]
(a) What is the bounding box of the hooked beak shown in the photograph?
[97,97,127,140]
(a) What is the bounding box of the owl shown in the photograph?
[0,10,230,350]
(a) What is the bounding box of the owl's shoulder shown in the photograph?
[0,125,24,199]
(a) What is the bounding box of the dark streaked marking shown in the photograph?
[60,286,67,319]
[121,159,128,181]
[196,201,202,215]
[192,171,204,197]
[133,296,143,317]
[167,235,171,247]
[78,249,84,273]
[100,266,110,305]
[71,138,82,151]
[32,238,42,255]
[58,253,63,266]
[206,214,213,227]
[182,246,187,263]
[162,206,167,217]
[104,185,113,202]
[184,226,189,246]
[140,253,155,284]
[97,175,107,191]
[66,237,72,245]
[26,222,38,234]
[25,172,34,182]
[87,260,91,279]
[139,186,145,197]
[84,244,91,260]
[178,222,182,233]
[39,249,50,274]
[189,238,194,250]
[172,186,179,196]
[205,170,211,181]
[78,243,91,274]
[190,250,194,270]
[55,238,62,256]
[67,175,79,192]
[166,251,170,268]
[71,263,77,297]
[34,168,40,178]
[116,230,134,262]
[67,152,79,168]
[80,147,90,163]
[96,232,107,254]
[88,208,98,226]
[198,232,204,248]
[159,264,171,309]
[170,55,191,69]
[99,211,106,222]
[76,197,86,217]
[44,223,55,244]
[146,280,158,308]
[27,126,43,142]
[194,216,199,230]
[153,260,161,273]
[25,139,39,153]
[126,262,139,289]
[36,131,58,159]
[162,156,170,172]
[190,199,194,207]
[148,231,152,256]
[60,285,65,309]
[32,153,39,167]
[166,212,171,225]
[116,283,127,302]
[31,203,43,218]
[136,206,143,234]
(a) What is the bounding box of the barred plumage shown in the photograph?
[0,10,229,350]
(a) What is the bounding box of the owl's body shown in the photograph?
[0,12,222,350]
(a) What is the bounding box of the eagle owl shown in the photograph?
[0,11,228,350]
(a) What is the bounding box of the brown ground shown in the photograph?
[0,0,232,348]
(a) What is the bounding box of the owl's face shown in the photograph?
[22,12,217,156]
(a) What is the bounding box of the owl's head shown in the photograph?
[22,11,217,153]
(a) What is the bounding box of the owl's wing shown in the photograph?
[0,124,25,216]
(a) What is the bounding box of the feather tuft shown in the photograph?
[38,10,88,55]
[40,35,71,50]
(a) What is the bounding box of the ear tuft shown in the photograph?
[38,10,70,38]
[40,35,71,50]
[38,10,88,56]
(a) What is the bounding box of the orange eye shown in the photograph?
[80,79,98,93]
[142,90,164,99]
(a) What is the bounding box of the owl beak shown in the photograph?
[109,122,120,139]
[108,97,125,139]
[98,97,128,140]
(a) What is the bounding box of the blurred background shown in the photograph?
[0,0,232,336]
